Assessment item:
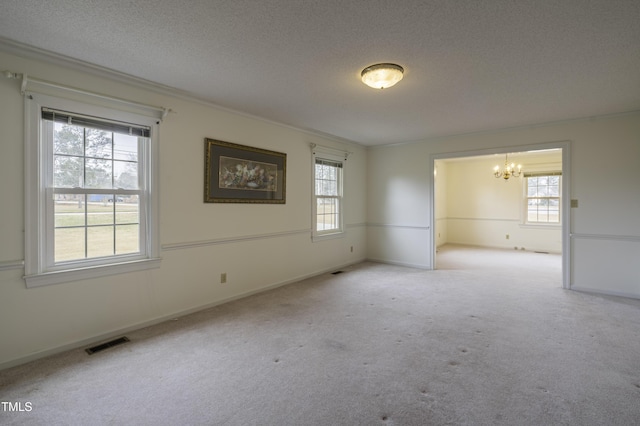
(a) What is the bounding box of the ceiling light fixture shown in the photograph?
[361,63,404,89]
[493,154,522,181]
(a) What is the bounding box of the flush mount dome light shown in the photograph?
[361,63,404,89]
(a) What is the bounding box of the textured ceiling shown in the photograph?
[1,0,639,146]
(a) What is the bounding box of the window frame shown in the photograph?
[312,151,345,241]
[24,92,161,288]
[523,172,562,226]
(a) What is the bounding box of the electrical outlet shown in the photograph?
[506,234,510,240]
[350,246,354,252]
[220,273,227,284]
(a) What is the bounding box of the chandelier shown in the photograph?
[493,154,522,180]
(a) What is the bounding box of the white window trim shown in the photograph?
[24,91,162,288]
[311,148,346,242]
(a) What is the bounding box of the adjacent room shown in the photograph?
[434,149,563,280]
[1,1,639,424]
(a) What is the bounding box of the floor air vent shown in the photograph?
[331,271,344,275]
[85,337,130,355]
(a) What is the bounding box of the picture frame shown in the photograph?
[204,138,286,204]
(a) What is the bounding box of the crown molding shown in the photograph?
[374,109,640,149]
[0,37,363,149]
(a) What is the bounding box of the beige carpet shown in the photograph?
[1,245,639,425]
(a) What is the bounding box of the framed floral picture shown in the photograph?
[204,138,286,203]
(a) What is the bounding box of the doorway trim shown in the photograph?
[429,140,571,289]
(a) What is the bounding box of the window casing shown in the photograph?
[525,173,561,224]
[25,92,161,287]
[313,155,344,240]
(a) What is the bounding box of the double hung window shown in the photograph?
[25,92,161,287]
[313,155,344,240]
[525,173,561,224]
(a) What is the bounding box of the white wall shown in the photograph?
[438,152,562,253]
[0,51,367,368]
[366,142,432,268]
[368,113,640,298]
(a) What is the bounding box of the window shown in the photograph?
[525,173,561,224]
[313,156,344,240]
[25,92,161,287]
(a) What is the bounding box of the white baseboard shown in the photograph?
[365,257,431,270]
[570,285,640,300]
[0,258,366,371]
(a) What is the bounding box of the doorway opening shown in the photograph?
[431,142,570,289]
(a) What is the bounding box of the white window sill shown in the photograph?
[24,258,161,288]
[519,223,561,229]
[312,231,345,242]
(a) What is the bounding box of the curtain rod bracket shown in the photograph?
[21,74,28,95]
[2,70,27,94]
